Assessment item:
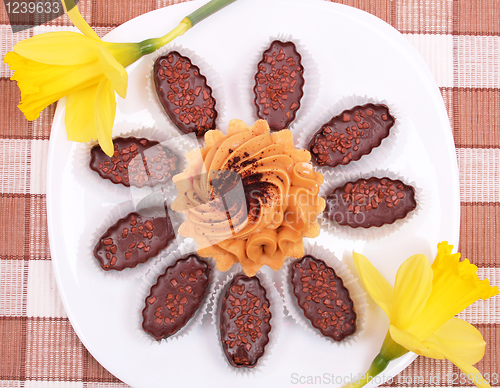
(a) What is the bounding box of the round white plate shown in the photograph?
[47,0,460,387]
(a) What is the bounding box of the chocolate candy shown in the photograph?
[291,255,356,341]
[142,254,211,340]
[253,40,304,130]
[89,137,179,187]
[309,104,395,167]
[93,206,175,271]
[220,274,272,368]
[325,177,416,228]
[154,51,217,137]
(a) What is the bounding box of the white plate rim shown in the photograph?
[46,1,460,387]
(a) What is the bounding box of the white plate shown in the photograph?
[47,0,460,387]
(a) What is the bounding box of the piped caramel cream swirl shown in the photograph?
[172,119,325,276]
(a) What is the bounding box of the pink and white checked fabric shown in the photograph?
[1,0,499,387]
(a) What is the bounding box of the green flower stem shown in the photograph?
[186,0,239,26]
[67,0,240,67]
[137,18,192,56]
[137,0,239,57]
[348,332,409,388]
[349,354,390,388]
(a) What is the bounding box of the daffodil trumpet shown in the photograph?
[5,0,238,156]
[347,242,498,388]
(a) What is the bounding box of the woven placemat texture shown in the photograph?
[1,0,499,387]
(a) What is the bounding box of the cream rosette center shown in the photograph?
[172,119,325,276]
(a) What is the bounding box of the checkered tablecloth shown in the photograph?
[1,0,499,387]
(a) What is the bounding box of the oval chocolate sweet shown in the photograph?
[325,177,416,228]
[309,103,395,167]
[93,206,175,271]
[154,51,217,137]
[291,255,356,341]
[219,274,272,368]
[142,254,211,340]
[253,40,304,130]
[89,137,179,187]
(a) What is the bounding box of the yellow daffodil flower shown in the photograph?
[348,242,498,388]
[5,0,237,155]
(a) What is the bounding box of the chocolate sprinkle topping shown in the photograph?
[220,274,272,368]
[154,51,217,137]
[309,103,395,167]
[89,137,179,187]
[93,206,175,271]
[253,40,305,130]
[291,255,356,341]
[325,177,416,228]
[142,254,211,340]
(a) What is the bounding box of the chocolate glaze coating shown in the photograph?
[291,255,356,341]
[253,40,304,130]
[93,206,175,271]
[220,274,272,368]
[325,177,416,228]
[309,104,395,167]
[154,51,217,137]
[142,254,211,340]
[89,137,179,188]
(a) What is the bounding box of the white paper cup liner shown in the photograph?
[296,95,401,176]
[210,271,282,375]
[72,127,191,200]
[282,241,367,346]
[85,196,179,281]
[319,169,422,241]
[134,240,217,345]
[242,34,320,131]
[146,44,226,142]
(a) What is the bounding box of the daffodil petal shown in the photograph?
[62,0,100,41]
[11,59,100,95]
[409,244,499,339]
[391,322,491,388]
[94,78,116,156]
[13,32,98,65]
[425,318,486,366]
[97,44,128,99]
[432,241,457,268]
[7,53,102,120]
[389,325,445,359]
[353,252,393,317]
[425,334,491,388]
[391,254,432,329]
[65,84,98,142]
